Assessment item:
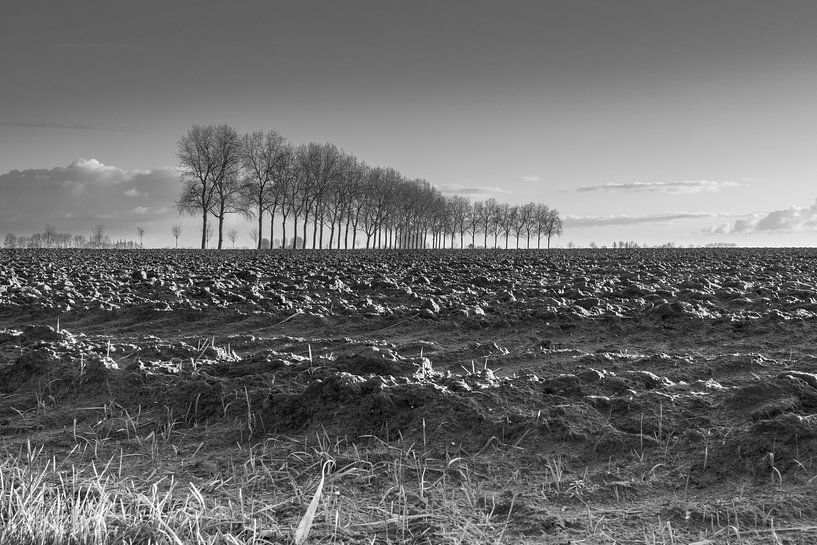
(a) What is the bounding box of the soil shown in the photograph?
[3,247,817,543]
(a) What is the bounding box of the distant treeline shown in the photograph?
[177,124,563,250]
[3,224,139,249]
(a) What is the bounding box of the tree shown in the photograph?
[484,198,502,248]
[73,234,86,248]
[519,203,537,248]
[228,228,238,248]
[176,124,241,249]
[204,223,215,246]
[91,224,106,248]
[209,130,243,249]
[495,204,514,249]
[543,209,563,248]
[239,130,290,249]
[4,233,17,248]
[512,205,529,249]
[171,223,182,248]
[533,204,551,249]
[294,142,341,249]
[249,227,259,246]
[136,227,145,248]
[44,224,57,247]
[449,195,470,249]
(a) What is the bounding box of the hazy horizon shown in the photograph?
[3,1,817,248]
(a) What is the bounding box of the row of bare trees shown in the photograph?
[176,124,563,250]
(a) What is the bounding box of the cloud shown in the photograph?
[436,184,510,196]
[704,200,817,235]
[564,212,714,228]
[0,159,179,237]
[575,180,740,194]
[515,175,540,183]
[124,187,146,197]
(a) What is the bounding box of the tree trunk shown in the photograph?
[345,219,351,249]
[269,209,276,250]
[217,213,225,249]
[301,211,309,249]
[312,216,319,249]
[201,212,207,249]
[257,206,264,250]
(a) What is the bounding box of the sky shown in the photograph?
[2,0,817,248]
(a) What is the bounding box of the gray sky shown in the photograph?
[2,0,817,247]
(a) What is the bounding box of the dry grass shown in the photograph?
[0,414,524,545]
[5,414,817,545]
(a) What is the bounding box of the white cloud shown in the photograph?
[0,159,179,236]
[704,200,817,235]
[124,187,146,197]
[576,180,740,194]
[436,184,510,196]
[564,212,714,228]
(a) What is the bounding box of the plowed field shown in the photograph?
[2,248,817,544]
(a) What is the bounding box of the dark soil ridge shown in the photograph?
[5,323,817,488]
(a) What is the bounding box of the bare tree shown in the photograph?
[136,227,145,248]
[209,128,243,249]
[176,124,241,249]
[4,233,17,248]
[532,204,550,249]
[73,234,86,248]
[294,142,341,249]
[495,204,514,249]
[483,198,502,248]
[249,227,259,246]
[273,151,297,249]
[43,224,57,247]
[325,151,360,249]
[228,228,238,248]
[171,223,182,248]
[448,195,470,249]
[239,130,290,249]
[91,224,106,248]
[543,209,563,249]
[341,160,369,249]
[204,223,215,246]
